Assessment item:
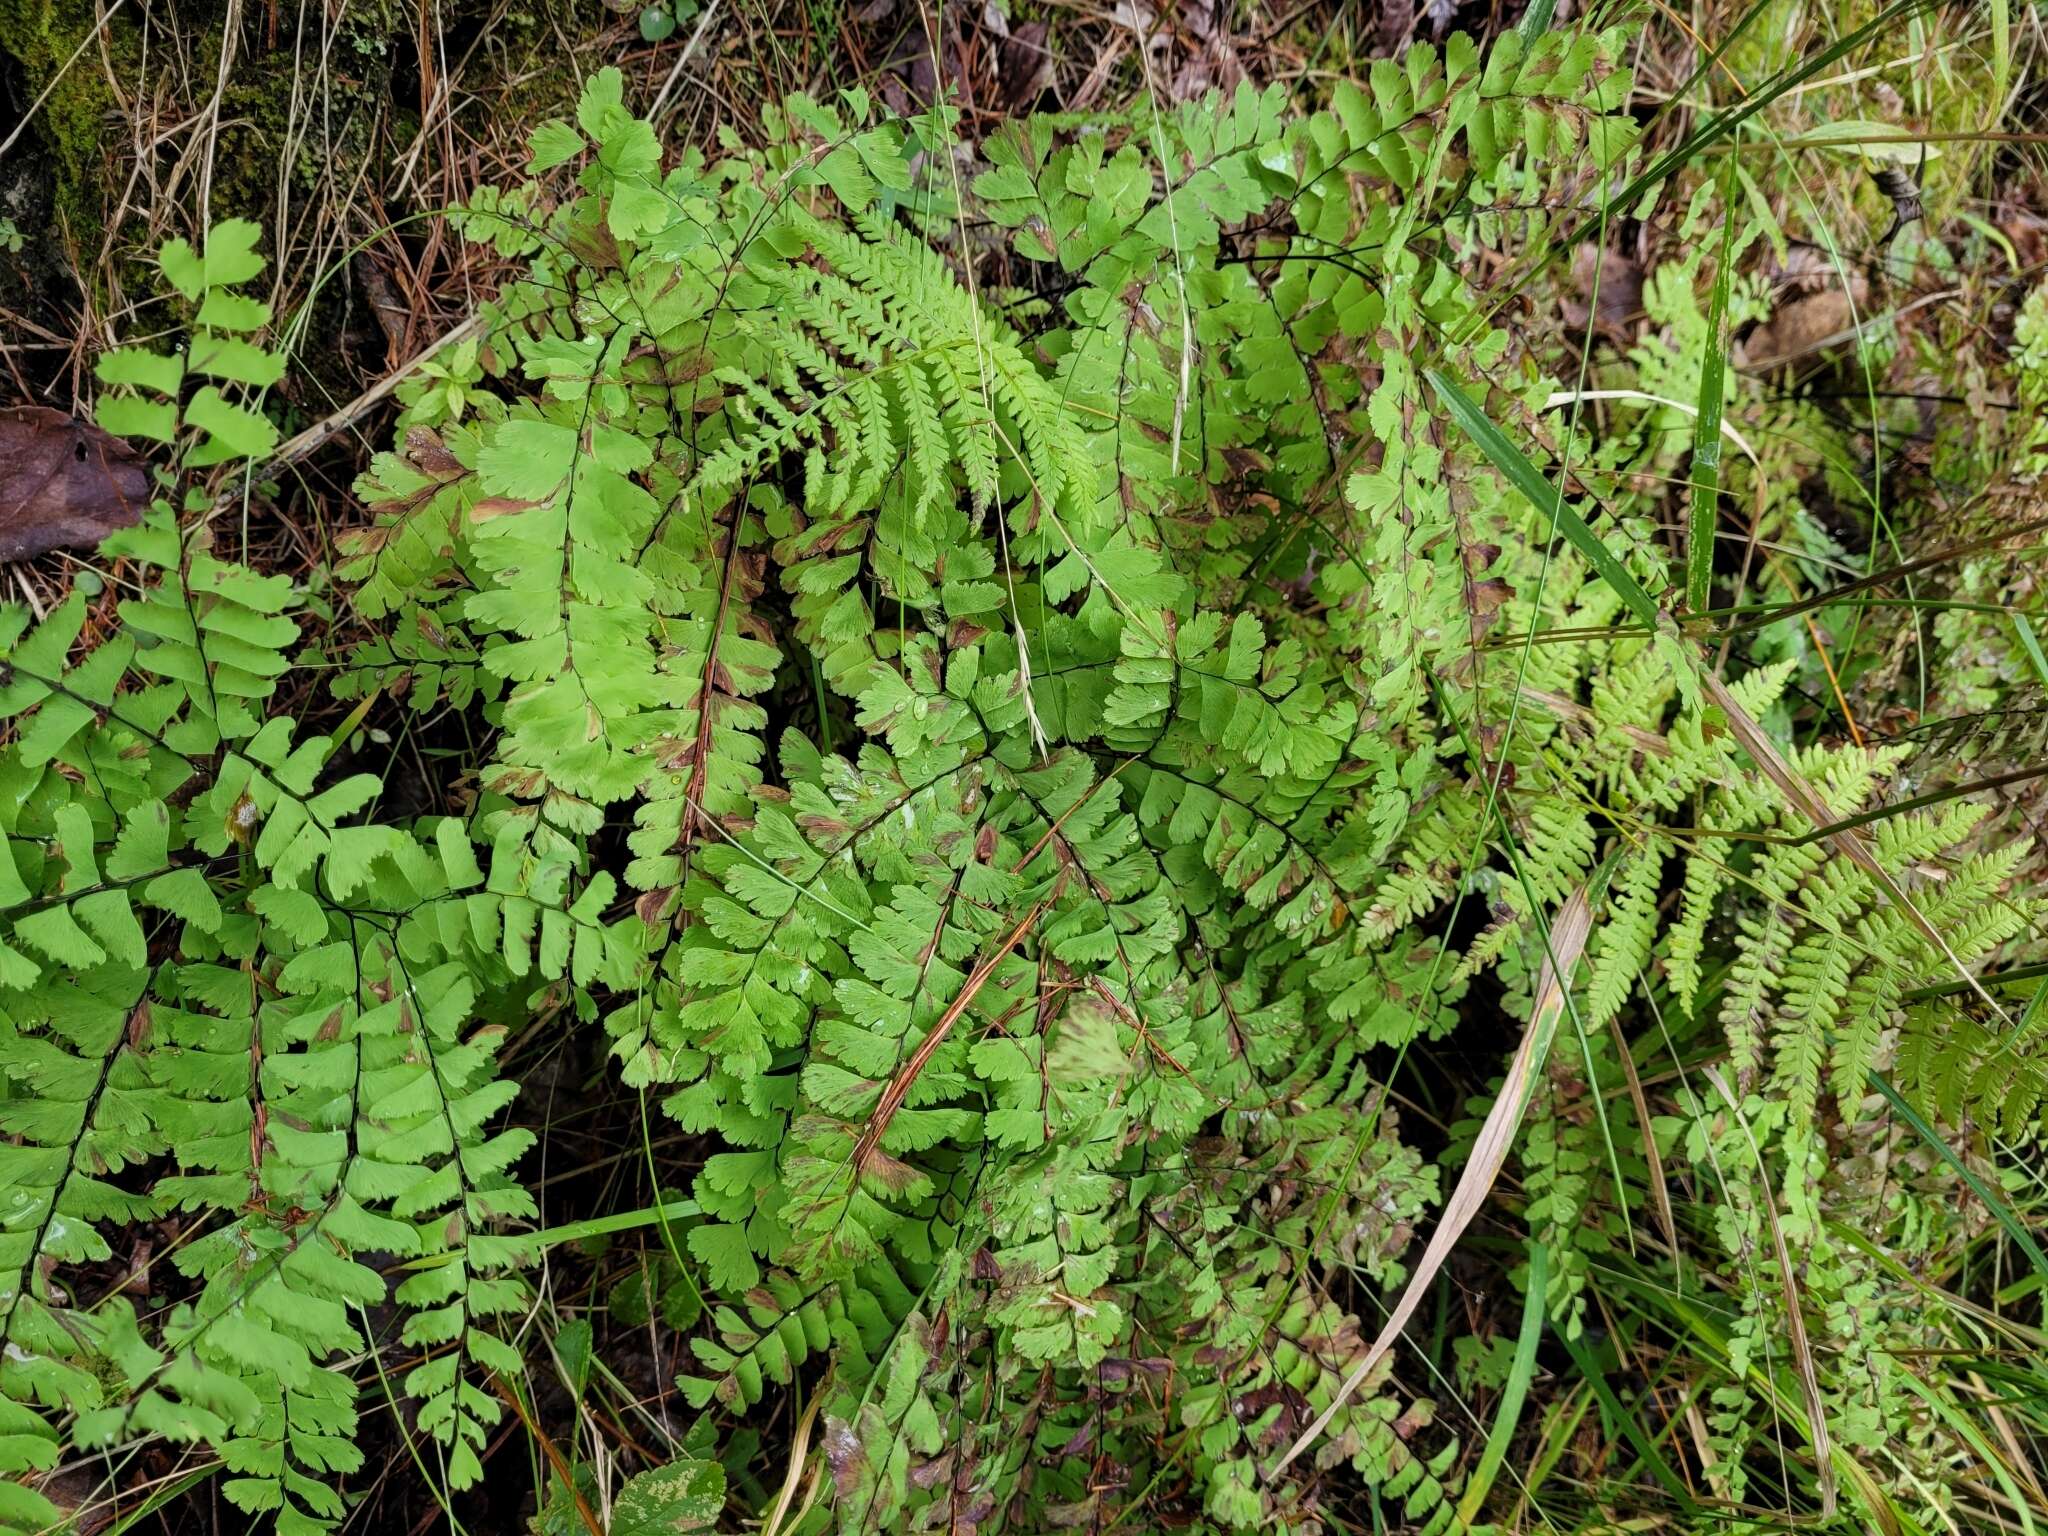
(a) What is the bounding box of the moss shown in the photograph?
[0,0,601,402]
[0,0,415,256]
[0,0,139,250]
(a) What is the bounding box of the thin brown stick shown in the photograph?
[1608,1008,1678,1254]
[492,1373,603,1536]
[851,899,1046,1170]
[269,314,484,469]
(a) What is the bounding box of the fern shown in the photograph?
[25,28,2048,1536]
[0,225,619,1534]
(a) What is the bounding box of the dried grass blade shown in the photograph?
[1698,668,2012,1027]
[1269,886,1594,1477]
[1703,1068,1837,1517]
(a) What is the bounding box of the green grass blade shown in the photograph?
[2021,969,2047,1041]
[1556,1327,1698,1510]
[103,1465,222,1534]
[1606,0,1936,217]
[1454,1241,1549,1527]
[1990,0,2012,128]
[1712,515,2048,640]
[2013,612,2048,688]
[517,1197,701,1252]
[1426,369,1662,630]
[1792,765,2048,845]
[1894,1369,2039,1536]
[1903,960,2048,1004]
[1869,1071,2048,1286]
[1688,158,1740,617]
[1647,0,1776,137]
[1517,0,1557,40]
[1621,1263,1927,1536]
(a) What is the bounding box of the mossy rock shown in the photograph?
[0,0,131,241]
[0,0,593,402]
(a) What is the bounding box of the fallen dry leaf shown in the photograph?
[0,405,152,561]
[1171,0,1246,101]
[1738,281,1871,370]
[1566,242,1645,338]
[1738,245,1872,370]
[1768,240,1849,293]
[998,20,1054,111]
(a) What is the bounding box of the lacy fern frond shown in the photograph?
[28,26,2048,1536]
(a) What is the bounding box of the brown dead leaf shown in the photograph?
[1739,279,1870,370]
[998,20,1054,111]
[1565,243,1644,338]
[634,886,677,929]
[822,1414,867,1498]
[470,496,538,522]
[0,405,152,561]
[1171,0,1246,101]
[1379,0,1417,52]
[1766,240,1847,295]
[876,3,985,115]
[403,425,464,479]
[1739,247,1871,370]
